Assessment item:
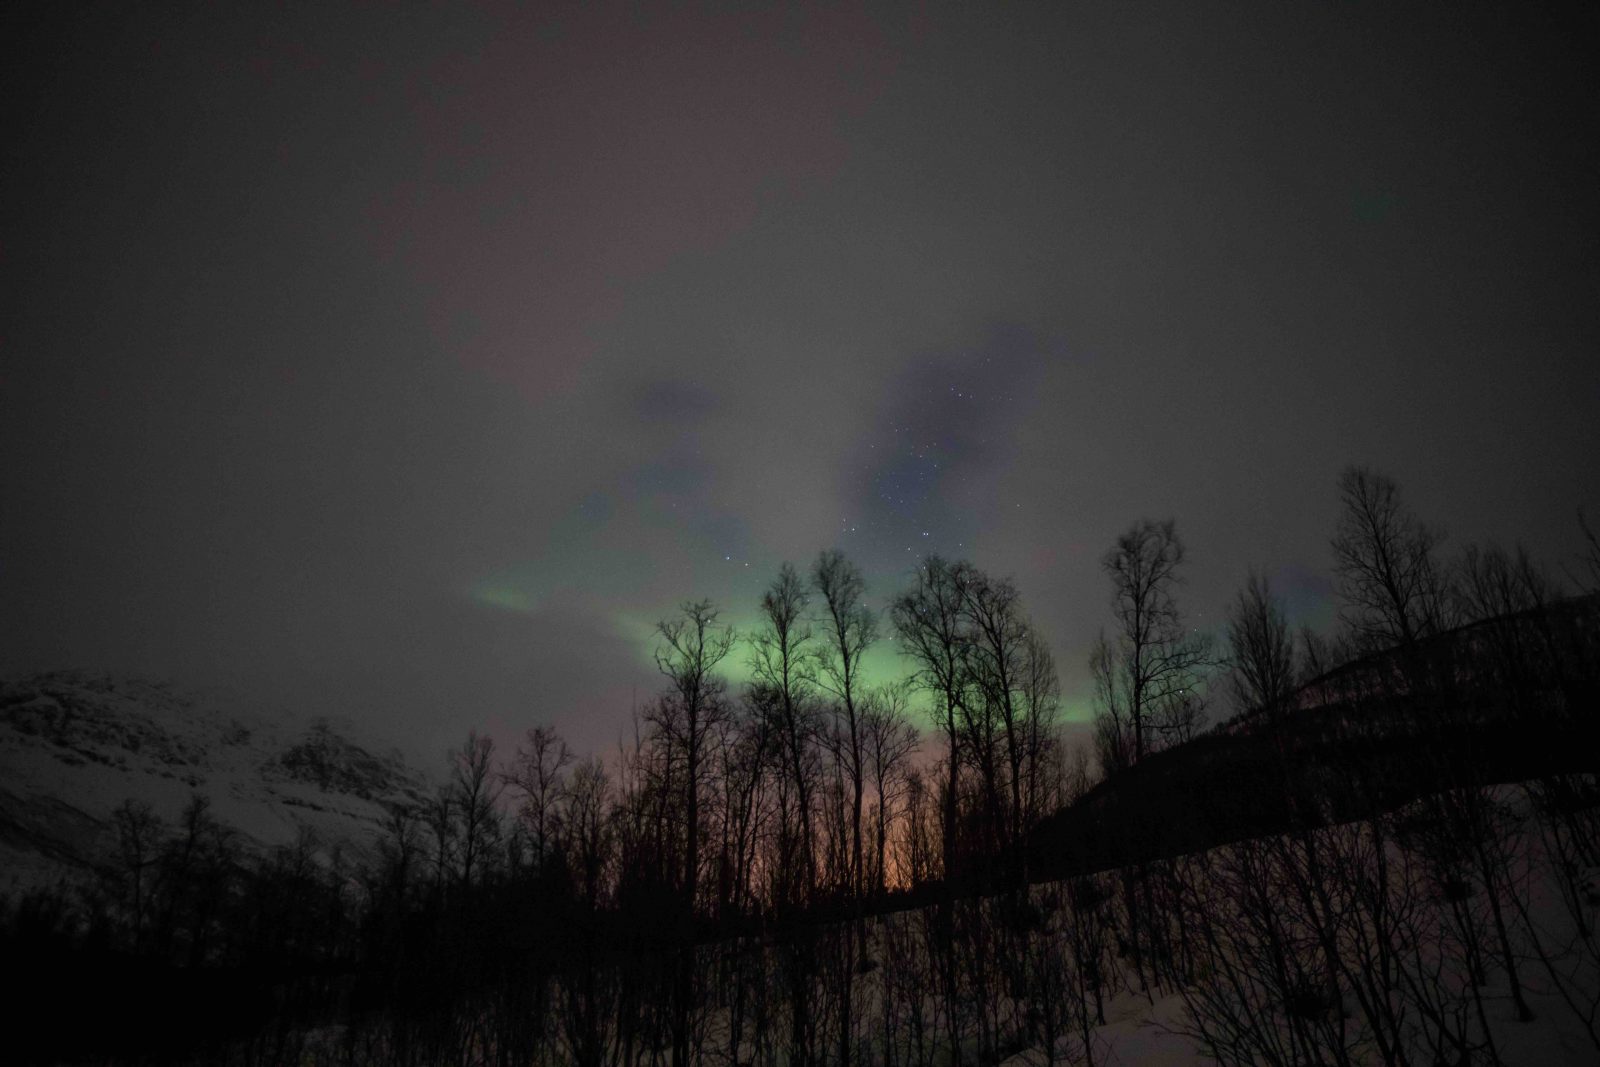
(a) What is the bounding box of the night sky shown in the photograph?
[4,3,1597,762]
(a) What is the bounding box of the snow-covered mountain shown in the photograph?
[0,671,434,891]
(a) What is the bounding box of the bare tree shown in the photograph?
[891,555,973,883]
[1091,519,1210,995]
[1060,736,1095,807]
[649,598,735,1067]
[813,551,879,1065]
[898,767,940,887]
[812,549,876,902]
[1225,570,1298,721]
[504,725,573,875]
[1019,629,1061,831]
[1578,508,1600,594]
[375,803,422,906]
[713,701,769,919]
[110,798,163,949]
[1297,623,1336,686]
[450,729,502,889]
[1090,634,1136,779]
[1457,542,1554,624]
[744,569,826,1067]
[426,784,456,892]
[1331,465,1451,654]
[563,755,613,907]
[650,599,736,907]
[959,568,1029,856]
[1093,519,1211,767]
[750,562,821,904]
[863,682,920,896]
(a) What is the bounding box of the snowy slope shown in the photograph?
[0,671,434,891]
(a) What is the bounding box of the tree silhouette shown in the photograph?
[504,724,573,876]
[649,598,735,1066]
[1092,518,1210,770]
[1331,465,1451,655]
[751,562,821,906]
[449,729,501,889]
[891,555,973,884]
[1225,570,1297,721]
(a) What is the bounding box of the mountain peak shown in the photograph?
[0,672,433,890]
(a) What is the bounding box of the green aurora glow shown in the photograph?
[468,574,1096,729]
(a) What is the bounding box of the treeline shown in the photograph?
[5,795,362,1062]
[1070,467,1600,1065]
[7,465,1600,1065]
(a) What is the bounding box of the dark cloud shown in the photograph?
[634,379,720,424]
[3,1,1596,759]
[837,327,1052,573]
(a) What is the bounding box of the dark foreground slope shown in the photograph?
[1027,594,1600,881]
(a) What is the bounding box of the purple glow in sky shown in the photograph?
[4,2,1596,761]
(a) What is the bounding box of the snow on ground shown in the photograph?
[990,785,1600,1066]
[1077,991,1200,1067]
[991,982,1598,1066]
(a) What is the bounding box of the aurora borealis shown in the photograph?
[4,2,1597,762]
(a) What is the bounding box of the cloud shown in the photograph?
[366,3,907,406]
